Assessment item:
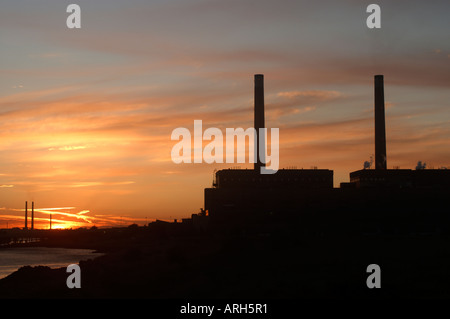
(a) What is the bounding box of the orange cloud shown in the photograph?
[277,90,343,100]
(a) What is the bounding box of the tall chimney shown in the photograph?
[24,201,28,229]
[374,75,387,170]
[254,74,265,172]
[31,201,34,230]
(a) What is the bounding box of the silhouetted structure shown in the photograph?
[350,168,450,188]
[202,74,450,232]
[204,75,334,224]
[3,77,450,301]
[31,201,34,230]
[349,75,450,189]
[24,201,28,230]
[213,168,333,189]
[254,74,265,172]
[375,75,387,170]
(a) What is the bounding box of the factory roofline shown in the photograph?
[213,168,333,189]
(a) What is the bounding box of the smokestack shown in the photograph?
[24,201,28,229]
[374,75,387,170]
[254,74,265,172]
[31,201,34,230]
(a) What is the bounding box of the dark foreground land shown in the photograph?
[1,216,450,299]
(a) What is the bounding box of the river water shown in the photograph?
[0,247,103,279]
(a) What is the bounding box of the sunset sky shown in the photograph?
[1,0,450,228]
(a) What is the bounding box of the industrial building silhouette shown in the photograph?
[17,74,450,233]
[203,74,450,232]
[23,201,35,230]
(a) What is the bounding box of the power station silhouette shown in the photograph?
[5,74,450,300]
[18,74,450,233]
[203,74,450,233]
[22,201,53,230]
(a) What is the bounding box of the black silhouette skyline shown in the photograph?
[1,73,450,300]
[2,1,450,231]
[1,0,450,304]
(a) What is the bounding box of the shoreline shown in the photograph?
[0,246,104,280]
[1,220,450,299]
